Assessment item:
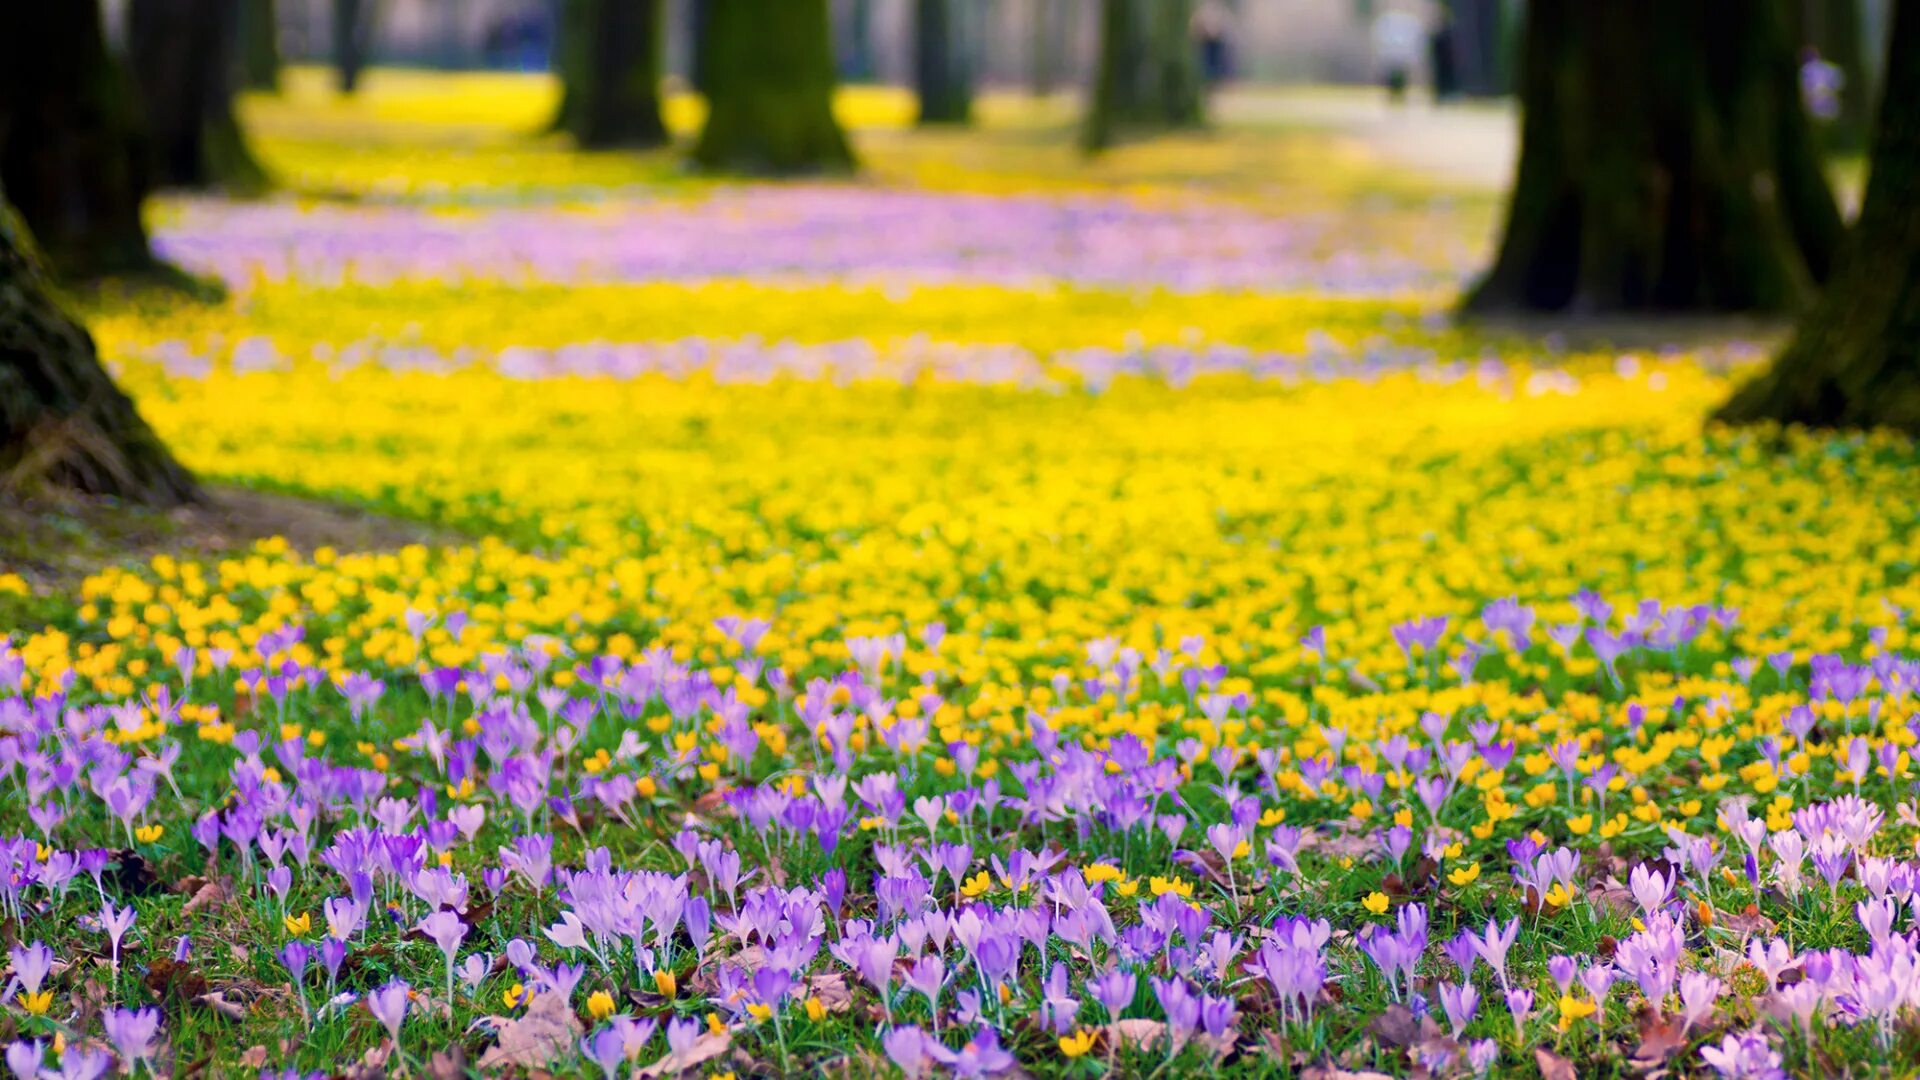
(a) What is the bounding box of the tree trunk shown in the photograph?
[916,0,974,125]
[840,0,877,82]
[552,0,667,148]
[334,0,375,94]
[1463,0,1844,315]
[129,0,269,194]
[0,200,200,506]
[1715,1,1920,433]
[688,0,712,94]
[240,0,281,92]
[1083,0,1204,152]
[1444,0,1509,97]
[691,0,853,174]
[0,2,159,282]
[1790,0,1873,153]
[1030,0,1061,96]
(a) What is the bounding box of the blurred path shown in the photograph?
[1212,87,1518,191]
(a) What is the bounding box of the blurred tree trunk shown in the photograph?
[1464,0,1843,314]
[334,0,376,94]
[129,0,269,194]
[1790,0,1873,153]
[1083,0,1204,152]
[1716,1,1920,432]
[1030,0,1062,96]
[552,0,667,148]
[1444,0,1509,97]
[240,0,281,91]
[0,2,160,281]
[0,199,201,506]
[691,0,852,173]
[688,0,712,94]
[841,0,877,81]
[915,0,974,125]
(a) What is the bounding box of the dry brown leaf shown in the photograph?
[181,878,236,915]
[1630,1013,1690,1072]
[1302,1067,1395,1080]
[476,991,583,1070]
[1106,1018,1169,1051]
[638,1030,732,1079]
[237,1047,269,1069]
[426,1046,468,1080]
[806,971,853,1012]
[1535,1046,1578,1080]
[1366,1003,1424,1048]
[192,991,249,1021]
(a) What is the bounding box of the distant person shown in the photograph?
[1799,47,1844,121]
[1372,9,1425,104]
[1428,7,1458,100]
[1192,0,1236,85]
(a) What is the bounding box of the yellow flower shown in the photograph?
[18,990,52,1016]
[804,996,827,1022]
[961,871,994,898]
[134,824,164,844]
[653,970,677,997]
[283,913,311,935]
[1447,862,1481,886]
[587,991,615,1020]
[1148,875,1193,898]
[745,1002,772,1021]
[1363,892,1391,915]
[1567,813,1593,836]
[504,983,526,1008]
[1059,1029,1097,1058]
[1557,995,1597,1030]
[707,1012,728,1037]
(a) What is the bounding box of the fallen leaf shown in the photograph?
[806,971,853,1012]
[1302,1066,1395,1080]
[638,1030,732,1079]
[193,991,249,1021]
[238,1047,269,1069]
[1106,1018,1169,1051]
[1717,904,1777,937]
[343,1041,393,1080]
[426,1046,468,1080]
[1630,1013,1689,1072]
[476,991,582,1070]
[1535,1046,1577,1080]
[180,877,235,915]
[1366,1003,1423,1048]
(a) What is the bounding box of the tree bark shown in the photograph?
[916,0,974,125]
[1463,0,1844,315]
[1083,0,1204,152]
[334,0,376,94]
[1715,0,1920,433]
[691,0,853,174]
[0,199,200,507]
[552,0,668,148]
[240,0,281,92]
[129,0,269,194]
[0,2,159,282]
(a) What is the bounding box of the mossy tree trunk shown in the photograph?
[0,199,200,506]
[1715,1,1920,433]
[551,0,668,148]
[1790,0,1873,153]
[240,0,281,92]
[1464,0,1844,314]
[1083,0,1204,152]
[0,2,160,282]
[691,0,853,174]
[334,0,376,94]
[915,0,974,125]
[129,0,269,194]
